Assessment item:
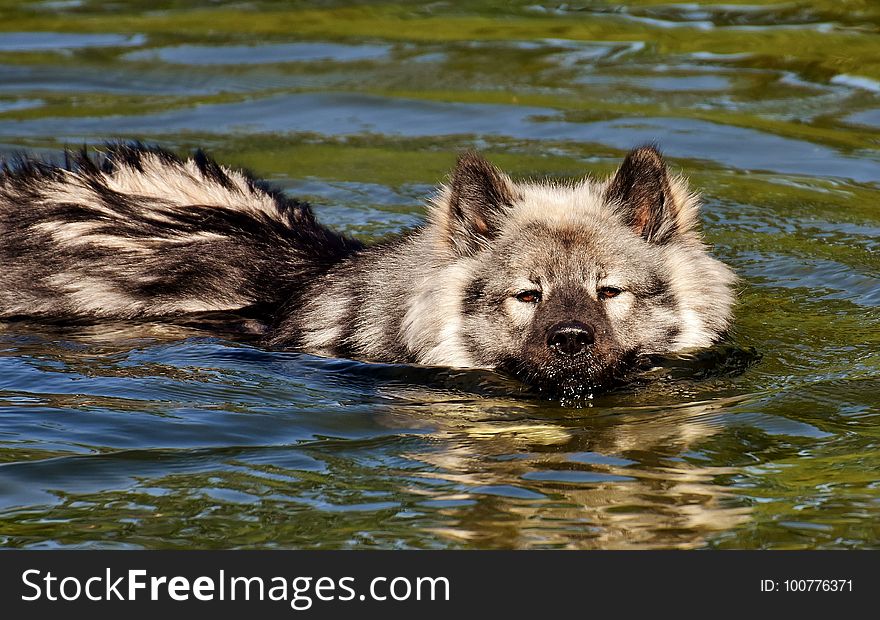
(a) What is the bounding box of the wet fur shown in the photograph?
[0,144,735,396]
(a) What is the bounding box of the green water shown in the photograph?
[0,0,878,549]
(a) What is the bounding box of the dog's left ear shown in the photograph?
[605,146,693,243]
[443,152,517,255]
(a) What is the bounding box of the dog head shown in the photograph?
[422,147,736,397]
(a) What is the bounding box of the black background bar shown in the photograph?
[1,550,875,617]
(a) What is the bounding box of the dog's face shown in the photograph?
[459,221,682,395]
[429,148,735,397]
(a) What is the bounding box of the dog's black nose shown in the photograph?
[547,321,595,356]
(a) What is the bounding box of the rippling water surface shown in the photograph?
[0,1,878,549]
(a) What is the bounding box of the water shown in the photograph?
[0,0,878,549]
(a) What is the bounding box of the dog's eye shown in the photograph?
[598,287,623,299]
[515,290,542,304]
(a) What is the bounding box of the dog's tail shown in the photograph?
[0,143,362,324]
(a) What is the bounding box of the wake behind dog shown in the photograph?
[0,144,735,398]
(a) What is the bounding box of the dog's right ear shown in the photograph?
[440,152,517,255]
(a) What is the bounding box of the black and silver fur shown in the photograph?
[0,144,735,397]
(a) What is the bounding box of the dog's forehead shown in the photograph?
[493,222,601,277]
[491,216,659,282]
[499,182,627,256]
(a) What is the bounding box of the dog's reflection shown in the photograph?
[379,393,753,549]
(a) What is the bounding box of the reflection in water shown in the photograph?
[391,397,753,549]
[0,32,145,52]
[123,42,393,65]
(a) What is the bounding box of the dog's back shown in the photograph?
[0,144,360,322]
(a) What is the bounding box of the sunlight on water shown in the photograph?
[0,0,878,550]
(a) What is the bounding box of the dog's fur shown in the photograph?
[0,144,735,397]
